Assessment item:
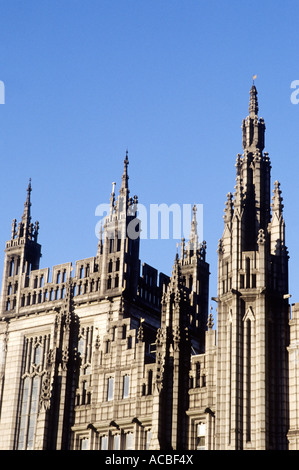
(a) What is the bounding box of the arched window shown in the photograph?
[34,344,42,366]
[16,336,50,450]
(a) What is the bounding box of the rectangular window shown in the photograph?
[145,430,151,450]
[107,377,114,401]
[246,257,250,288]
[113,434,120,450]
[17,377,30,449]
[100,435,108,450]
[80,437,89,450]
[122,375,130,399]
[125,432,134,450]
[196,422,206,450]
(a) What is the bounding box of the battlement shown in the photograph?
[1,253,169,317]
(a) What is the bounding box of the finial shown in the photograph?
[187,204,198,252]
[97,223,103,252]
[34,220,39,242]
[252,74,257,84]
[181,237,185,261]
[120,151,129,193]
[192,204,198,223]
[200,240,207,261]
[110,182,116,213]
[223,192,233,223]
[99,222,103,239]
[137,317,145,342]
[235,153,242,175]
[124,150,129,171]
[272,180,284,213]
[11,219,17,240]
[257,228,266,246]
[249,82,258,117]
[21,178,32,235]
[207,306,214,329]
[234,175,243,207]
[26,178,32,205]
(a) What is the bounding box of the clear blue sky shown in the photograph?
[0,0,299,305]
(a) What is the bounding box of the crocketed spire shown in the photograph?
[242,84,265,151]
[249,84,259,117]
[188,204,199,251]
[271,180,284,214]
[10,179,39,242]
[21,178,32,234]
[120,150,129,193]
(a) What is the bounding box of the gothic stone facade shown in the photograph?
[0,85,298,450]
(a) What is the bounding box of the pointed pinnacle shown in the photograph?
[22,178,32,224]
[249,85,258,117]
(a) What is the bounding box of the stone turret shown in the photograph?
[97,152,141,299]
[0,180,42,315]
[216,84,290,450]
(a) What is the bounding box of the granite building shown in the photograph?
[0,84,298,450]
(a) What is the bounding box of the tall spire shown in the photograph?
[249,84,259,117]
[21,178,32,228]
[9,179,40,242]
[120,150,129,193]
[1,178,42,315]
[188,204,199,251]
[216,83,290,450]
[118,150,130,216]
